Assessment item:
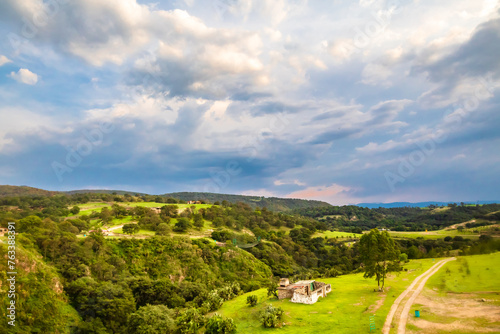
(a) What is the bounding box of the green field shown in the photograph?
[313,231,363,239]
[426,252,500,293]
[218,258,437,333]
[388,229,482,240]
[406,253,500,333]
[72,202,213,217]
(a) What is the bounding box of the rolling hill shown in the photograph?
[0,185,330,212]
[0,185,59,197]
[164,192,331,211]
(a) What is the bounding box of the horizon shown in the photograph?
[1,1,499,205]
[2,184,499,207]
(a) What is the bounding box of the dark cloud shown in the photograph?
[413,17,500,82]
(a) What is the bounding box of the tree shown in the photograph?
[174,218,191,233]
[123,223,140,235]
[193,213,204,230]
[156,223,171,236]
[99,207,112,223]
[266,278,279,299]
[161,205,179,218]
[70,205,81,215]
[205,314,236,334]
[359,228,400,291]
[127,304,176,334]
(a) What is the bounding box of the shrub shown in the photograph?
[247,295,258,307]
[174,217,191,232]
[176,308,205,334]
[156,223,171,236]
[205,314,236,334]
[259,304,284,328]
[123,223,140,235]
[70,205,81,215]
[127,304,176,333]
[202,291,224,312]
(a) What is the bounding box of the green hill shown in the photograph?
[0,185,330,212]
[0,185,59,197]
[164,192,331,211]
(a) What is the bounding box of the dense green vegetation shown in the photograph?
[0,185,331,212]
[0,191,499,333]
[295,203,500,231]
[164,192,331,212]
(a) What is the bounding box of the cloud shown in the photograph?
[361,63,392,86]
[0,0,499,203]
[8,68,38,85]
[285,184,359,205]
[452,153,466,160]
[0,55,12,66]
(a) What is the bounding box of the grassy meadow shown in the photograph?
[426,252,500,293]
[407,252,500,333]
[313,230,363,239]
[218,258,437,333]
[388,229,482,240]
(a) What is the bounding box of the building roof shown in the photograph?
[286,280,315,289]
[293,280,315,285]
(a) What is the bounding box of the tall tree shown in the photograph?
[359,228,400,291]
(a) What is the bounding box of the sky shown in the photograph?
[0,0,499,205]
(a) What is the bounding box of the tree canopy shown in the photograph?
[359,228,400,291]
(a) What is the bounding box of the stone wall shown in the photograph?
[277,288,294,300]
[290,283,332,304]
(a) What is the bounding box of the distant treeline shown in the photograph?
[294,204,500,231]
[0,185,331,212]
[165,192,331,211]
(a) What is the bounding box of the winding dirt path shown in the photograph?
[382,257,456,334]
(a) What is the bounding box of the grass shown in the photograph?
[317,215,343,220]
[122,202,213,211]
[426,252,500,293]
[405,253,500,333]
[112,228,155,236]
[313,231,363,239]
[430,207,451,213]
[218,258,437,333]
[72,202,214,217]
[388,229,481,240]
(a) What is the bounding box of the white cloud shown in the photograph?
[0,55,12,66]
[273,179,306,186]
[361,63,392,86]
[452,153,466,160]
[0,107,52,151]
[8,68,38,85]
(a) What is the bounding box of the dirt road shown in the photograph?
[382,257,456,334]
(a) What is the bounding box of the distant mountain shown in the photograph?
[65,189,148,196]
[356,201,500,209]
[164,192,331,211]
[0,185,59,197]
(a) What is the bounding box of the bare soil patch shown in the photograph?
[407,289,500,333]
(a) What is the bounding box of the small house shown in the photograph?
[277,279,331,304]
